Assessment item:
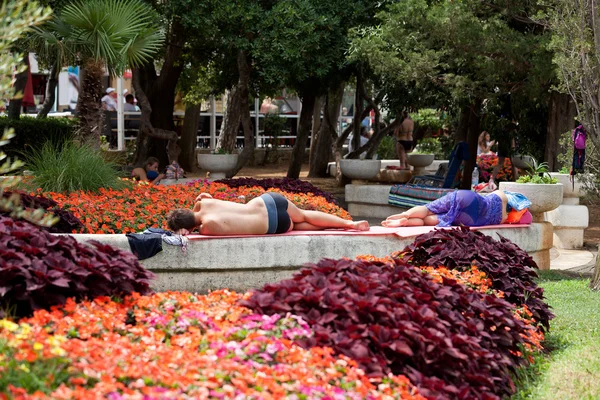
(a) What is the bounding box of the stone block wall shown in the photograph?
[545,174,589,249]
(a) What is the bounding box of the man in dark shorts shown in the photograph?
[167,192,369,235]
[395,111,414,169]
[489,120,519,189]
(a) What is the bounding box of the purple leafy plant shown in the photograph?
[242,257,534,400]
[399,227,553,331]
[0,216,154,318]
[1,191,83,233]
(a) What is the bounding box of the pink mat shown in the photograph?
[186,224,529,241]
[393,224,530,238]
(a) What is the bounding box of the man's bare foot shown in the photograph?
[381,218,408,227]
[351,220,370,231]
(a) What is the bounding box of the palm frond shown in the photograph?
[59,0,164,73]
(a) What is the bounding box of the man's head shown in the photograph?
[145,157,159,172]
[106,87,117,99]
[125,94,135,104]
[167,209,196,232]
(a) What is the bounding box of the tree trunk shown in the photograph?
[351,72,364,152]
[132,69,181,165]
[591,245,600,290]
[136,20,186,168]
[76,59,105,148]
[180,103,201,172]
[308,84,344,178]
[459,99,482,190]
[227,50,254,177]
[218,50,253,160]
[218,85,241,152]
[545,92,577,171]
[37,64,59,119]
[8,54,29,120]
[287,92,316,178]
[308,95,324,165]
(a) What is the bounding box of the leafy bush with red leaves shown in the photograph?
[0,216,154,318]
[1,191,83,233]
[399,227,553,331]
[242,258,533,400]
[213,177,338,204]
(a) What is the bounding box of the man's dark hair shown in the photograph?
[167,209,196,231]
[145,157,159,168]
[125,94,134,103]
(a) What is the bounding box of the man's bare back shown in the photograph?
[167,192,370,236]
[193,197,271,235]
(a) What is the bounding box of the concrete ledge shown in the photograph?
[546,205,589,229]
[553,229,584,249]
[68,222,553,293]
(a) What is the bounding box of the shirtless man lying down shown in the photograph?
[167,192,370,235]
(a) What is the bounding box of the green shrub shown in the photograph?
[0,117,76,158]
[376,135,396,159]
[25,142,126,193]
[413,108,444,134]
[414,137,443,158]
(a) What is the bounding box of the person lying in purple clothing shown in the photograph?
[382,190,532,227]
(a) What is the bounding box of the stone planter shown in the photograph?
[546,173,589,249]
[339,159,381,181]
[549,173,583,203]
[499,182,563,215]
[197,153,239,180]
[510,154,536,170]
[406,153,434,175]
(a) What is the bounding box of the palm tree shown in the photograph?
[32,0,163,146]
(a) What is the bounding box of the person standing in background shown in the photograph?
[395,111,414,170]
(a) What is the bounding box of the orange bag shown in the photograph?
[506,208,528,224]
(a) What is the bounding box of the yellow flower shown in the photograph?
[50,347,66,356]
[18,364,30,373]
[33,342,44,351]
[0,319,19,332]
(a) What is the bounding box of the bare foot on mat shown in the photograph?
[351,220,370,231]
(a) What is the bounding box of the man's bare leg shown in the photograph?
[396,141,407,169]
[286,201,369,231]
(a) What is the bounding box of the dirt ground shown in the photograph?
[192,163,600,248]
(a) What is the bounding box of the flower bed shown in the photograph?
[477,154,514,182]
[0,291,423,399]
[212,177,339,205]
[0,220,548,399]
[38,180,349,234]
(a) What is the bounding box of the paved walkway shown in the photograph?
[551,247,596,276]
[356,216,597,276]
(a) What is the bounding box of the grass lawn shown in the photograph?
[515,270,600,399]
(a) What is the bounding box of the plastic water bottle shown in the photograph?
[471,167,479,190]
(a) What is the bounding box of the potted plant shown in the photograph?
[406,138,438,175]
[499,158,563,216]
[197,148,239,180]
[339,158,382,181]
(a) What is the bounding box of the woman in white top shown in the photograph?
[477,131,495,155]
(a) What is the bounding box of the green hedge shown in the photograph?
[0,116,76,158]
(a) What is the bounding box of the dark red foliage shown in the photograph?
[0,216,154,318]
[242,258,532,400]
[215,177,338,204]
[399,227,553,331]
[1,191,83,233]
